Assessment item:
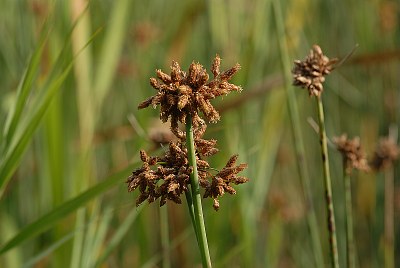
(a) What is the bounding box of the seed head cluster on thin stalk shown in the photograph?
[292,45,340,268]
[333,134,370,175]
[127,55,249,211]
[370,137,399,171]
[292,45,338,97]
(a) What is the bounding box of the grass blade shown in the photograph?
[1,23,48,148]
[0,164,133,255]
[94,206,143,267]
[0,64,73,197]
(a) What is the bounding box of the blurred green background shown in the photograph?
[0,0,399,267]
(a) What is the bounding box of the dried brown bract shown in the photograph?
[292,45,338,97]
[128,56,249,210]
[333,134,370,174]
[370,137,399,171]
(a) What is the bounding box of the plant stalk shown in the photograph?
[185,191,199,243]
[272,1,324,266]
[185,115,212,268]
[316,96,339,268]
[384,167,394,268]
[343,163,356,268]
[160,205,171,268]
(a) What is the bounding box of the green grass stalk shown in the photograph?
[160,206,171,268]
[343,162,356,268]
[316,96,339,268]
[185,191,199,243]
[384,168,394,268]
[272,1,324,267]
[185,115,212,268]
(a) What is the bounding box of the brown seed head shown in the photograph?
[138,56,242,139]
[333,134,370,174]
[203,155,249,211]
[370,137,399,171]
[292,45,338,97]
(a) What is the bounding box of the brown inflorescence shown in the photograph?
[333,134,370,174]
[370,137,399,171]
[202,155,249,211]
[127,56,249,210]
[138,55,241,139]
[292,45,338,97]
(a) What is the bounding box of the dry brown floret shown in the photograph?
[333,134,370,174]
[370,137,399,171]
[292,45,338,97]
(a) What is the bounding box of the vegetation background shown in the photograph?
[0,0,398,267]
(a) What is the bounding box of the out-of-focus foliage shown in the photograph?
[0,0,399,267]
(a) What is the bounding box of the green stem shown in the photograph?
[272,1,324,267]
[384,168,394,268]
[185,191,199,243]
[185,115,212,268]
[316,96,339,268]
[160,205,171,268]
[343,164,356,268]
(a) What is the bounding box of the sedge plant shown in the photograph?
[370,136,399,268]
[333,134,370,268]
[126,56,249,267]
[272,1,325,266]
[292,45,340,268]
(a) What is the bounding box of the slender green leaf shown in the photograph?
[0,164,133,255]
[23,232,74,268]
[0,25,102,198]
[94,206,143,267]
[0,64,73,197]
[1,22,49,148]
[93,0,132,111]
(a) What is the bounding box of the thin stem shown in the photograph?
[316,96,339,268]
[185,114,212,268]
[272,1,324,266]
[185,191,199,243]
[384,168,394,268]
[343,163,356,268]
[160,205,171,268]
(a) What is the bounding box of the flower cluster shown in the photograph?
[333,134,370,174]
[138,56,242,140]
[127,56,249,210]
[370,137,399,171]
[202,155,248,210]
[292,45,338,97]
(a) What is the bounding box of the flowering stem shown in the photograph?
[184,191,199,243]
[272,1,324,266]
[160,205,171,268]
[316,96,339,268]
[185,114,212,268]
[343,163,356,268]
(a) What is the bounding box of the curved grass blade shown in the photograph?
[93,0,132,112]
[0,164,133,255]
[2,27,48,148]
[0,26,102,198]
[22,232,74,268]
[94,205,143,267]
[0,63,73,197]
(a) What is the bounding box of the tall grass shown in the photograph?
[0,0,399,267]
